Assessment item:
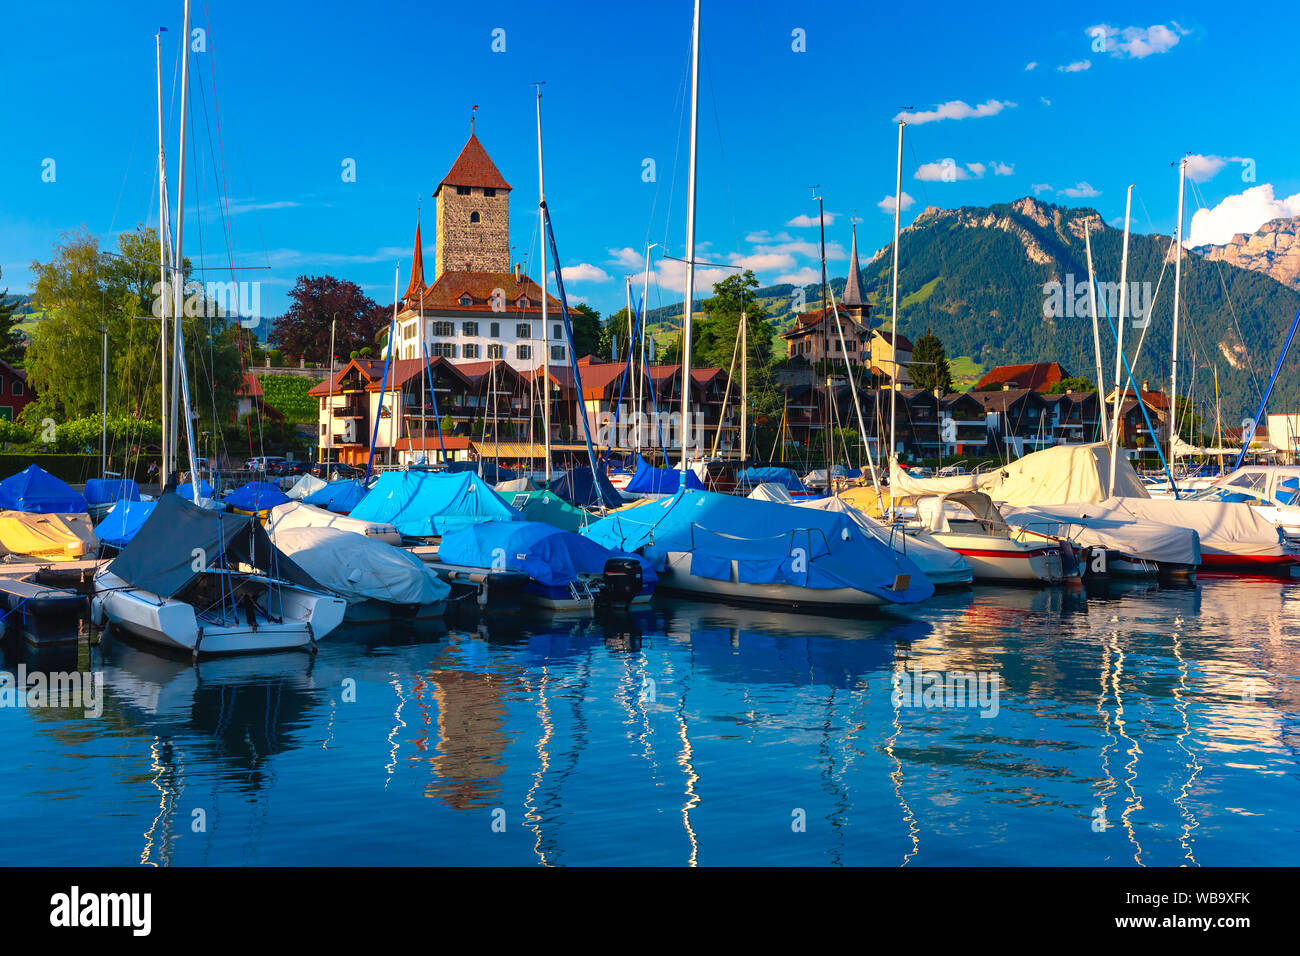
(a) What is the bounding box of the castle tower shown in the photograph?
[433,130,512,280]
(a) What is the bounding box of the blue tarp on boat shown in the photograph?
[177,478,215,501]
[303,478,367,514]
[551,465,622,509]
[95,499,157,549]
[439,519,655,588]
[739,466,810,494]
[623,455,704,494]
[0,465,87,513]
[582,488,932,603]
[224,481,290,512]
[84,477,142,507]
[349,470,521,537]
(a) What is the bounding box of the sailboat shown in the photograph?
[94,2,346,657]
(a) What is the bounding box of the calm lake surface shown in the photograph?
[3,577,1298,866]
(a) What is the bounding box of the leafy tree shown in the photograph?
[570,303,602,359]
[25,225,243,428]
[0,268,25,364]
[269,275,382,364]
[908,328,953,394]
[1048,375,1096,394]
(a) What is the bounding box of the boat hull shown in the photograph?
[928,534,1064,584]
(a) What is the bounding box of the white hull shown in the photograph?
[95,570,346,657]
[926,533,1064,584]
[661,552,888,609]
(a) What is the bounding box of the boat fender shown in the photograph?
[89,595,106,628]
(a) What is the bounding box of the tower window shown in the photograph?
[484,188,496,197]
[469,211,480,223]
[456,186,471,196]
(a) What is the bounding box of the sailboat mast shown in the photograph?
[888,120,905,467]
[1169,157,1187,488]
[1084,217,1107,442]
[679,0,700,476]
[172,0,200,501]
[155,29,170,488]
[536,87,551,482]
[1107,184,1134,497]
[740,309,747,464]
[641,243,655,455]
[817,192,829,469]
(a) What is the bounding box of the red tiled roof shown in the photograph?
[975,361,1066,392]
[404,270,562,315]
[873,329,914,351]
[306,358,383,396]
[237,372,263,398]
[436,134,511,194]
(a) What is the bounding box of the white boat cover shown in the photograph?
[494,477,538,494]
[1000,501,1201,566]
[750,484,972,584]
[286,473,329,500]
[268,526,450,606]
[1103,496,1287,559]
[266,501,401,545]
[888,443,1150,505]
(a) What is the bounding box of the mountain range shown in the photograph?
[648,197,1300,422]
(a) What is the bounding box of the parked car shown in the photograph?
[246,456,286,473]
[312,461,361,480]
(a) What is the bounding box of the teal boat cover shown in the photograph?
[96,499,157,549]
[85,477,141,506]
[0,465,87,513]
[303,478,367,514]
[224,481,291,512]
[623,455,704,494]
[439,519,655,588]
[349,469,521,537]
[582,489,932,603]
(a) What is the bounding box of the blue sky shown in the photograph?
[3,1,1298,331]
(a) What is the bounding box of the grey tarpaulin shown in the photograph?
[106,493,320,597]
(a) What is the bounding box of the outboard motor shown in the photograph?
[598,557,643,609]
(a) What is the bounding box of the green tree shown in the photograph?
[570,303,602,359]
[1047,375,1096,394]
[0,268,25,364]
[908,328,953,393]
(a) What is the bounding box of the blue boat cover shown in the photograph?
[349,469,521,537]
[0,465,87,513]
[739,466,809,493]
[303,478,367,514]
[177,478,215,501]
[439,519,656,588]
[95,499,157,548]
[582,489,933,604]
[224,481,291,512]
[551,465,623,509]
[84,477,142,506]
[623,455,704,494]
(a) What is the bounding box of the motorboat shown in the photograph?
[1190,465,1300,540]
[582,488,933,611]
[910,491,1065,584]
[93,495,346,658]
[267,501,401,545]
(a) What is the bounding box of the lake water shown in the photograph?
[2,577,1297,866]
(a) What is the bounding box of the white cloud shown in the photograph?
[1057,60,1091,72]
[966,162,987,178]
[1187,184,1300,247]
[1058,181,1100,198]
[1087,22,1189,59]
[1024,61,1038,71]
[893,99,1016,126]
[1040,96,1052,107]
[776,267,821,285]
[992,162,1015,176]
[1032,183,1052,195]
[1182,154,1250,184]
[878,192,915,214]
[745,230,795,244]
[915,160,972,182]
[786,212,839,228]
[606,247,645,270]
[556,263,610,283]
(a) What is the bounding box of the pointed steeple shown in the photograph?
[404,221,427,305]
[842,224,866,308]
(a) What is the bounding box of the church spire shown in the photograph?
[404,220,427,305]
[843,223,866,308]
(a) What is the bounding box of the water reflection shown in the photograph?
[3,577,1297,865]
